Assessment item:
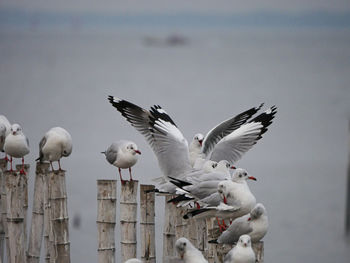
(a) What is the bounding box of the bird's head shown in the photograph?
[10,123,22,136]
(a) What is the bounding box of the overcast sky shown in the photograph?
[1,0,350,14]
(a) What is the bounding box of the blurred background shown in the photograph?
[1,1,350,262]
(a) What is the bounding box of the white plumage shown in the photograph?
[224,235,255,263]
[175,237,208,263]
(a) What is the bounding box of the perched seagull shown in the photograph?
[183,169,257,225]
[0,115,11,160]
[175,237,208,263]
[36,127,72,171]
[223,235,255,263]
[209,203,268,244]
[4,123,30,174]
[102,140,141,183]
[194,105,277,167]
[124,259,142,263]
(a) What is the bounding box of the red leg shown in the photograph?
[222,219,227,230]
[4,154,9,162]
[196,202,201,209]
[128,167,133,181]
[19,157,26,175]
[216,217,224,232]
[9,156,13,172]
[119,168,126,184]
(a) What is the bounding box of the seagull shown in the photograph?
[193,105,277,167]
[36,127,72,171]
[0,115,11,160]
[124,259,142,263]
[182,169,257,226]
[4,123,30,174]
[175,237,208,263]
[102,140,141,183]
[209,203,268,244]
[223,235,255,263]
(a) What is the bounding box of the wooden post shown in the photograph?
[140,185,156,263]
[206,218,216,263]
[5,164,29,263]
[48,170,70,263]
[43,169,51,263]
[175,207,188,241]
[195,219,207,256]
[97,180,117,263]
[162,196,176,263]
[120,180,138,262]
[0,158,7,263]
[27,162,49,263]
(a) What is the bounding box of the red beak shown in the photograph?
[247,217,251,221]
[223,196,227,204]
[134,150,141,155]
[230,165,236,169]
[199,140,203,146]
[12,132,16,135]
[248,176,257,181]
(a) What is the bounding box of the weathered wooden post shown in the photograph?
[5,164,29,263]
[195,219,207,256]
[43,169,51,263]
[47,170,70,263]
[17,164,29,252]
[140,185,156,263]
[97,180,117,263]
[175,207,188,240]
[120,180,138,262]
[0,158,7,263]
[27,162,49,263]
[163,196,176,263]
[206,218,215,263]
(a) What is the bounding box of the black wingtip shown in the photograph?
[35,157,40,162]
[208,239,218,244]
[145,188,160,193]
[167,194,194,203]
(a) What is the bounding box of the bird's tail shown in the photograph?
[208,239,218,244]
[183,208,207,219]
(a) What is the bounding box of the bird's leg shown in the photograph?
[195,202,201,209]
[4,154,9,162]
[216,217,224,232]
[128,167,133,181]
[58,160,62,171]
[19,157,26,175]
[9,156,13,172]
[50,161,55,172]
[222,219,227,230]
[119,168,126,184]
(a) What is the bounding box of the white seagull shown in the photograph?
[175,237,208,263]
[102,140,141,183]
[36,127,72,171]
[210,203,268,244]
[4,123,30,174]
[224,235,255,263]
[0,115,11,160]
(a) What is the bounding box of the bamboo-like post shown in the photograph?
[120,180,138,262]
[16,164,29,251]
[175,208,188,240]
[140,185,156,263]
[43,169,51,263]
[48,170,70,263]
[0,158,7,263]
[5,164,29,263]
[162,196,176,263]
[97,180,116,263]
[27,162,49,263]
[206,218,215,263]
[195,219,207,256]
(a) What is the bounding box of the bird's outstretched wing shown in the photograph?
[201,103,264,156]
[210,106,277,163]
[108,96,192,178]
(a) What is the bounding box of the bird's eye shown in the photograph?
[183,242,186,246]
[226,163,230,168]
[243,172,247,176]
